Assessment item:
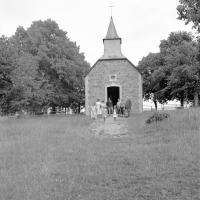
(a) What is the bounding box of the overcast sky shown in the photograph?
[0,0,195,66]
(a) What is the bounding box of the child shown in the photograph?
[113,105,117,121]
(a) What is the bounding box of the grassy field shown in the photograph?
[0,109,199,200]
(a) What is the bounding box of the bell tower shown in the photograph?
[101,17,125,59]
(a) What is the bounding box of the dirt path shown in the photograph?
[89,116,128,137]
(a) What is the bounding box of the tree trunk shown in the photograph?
[194,91,199,107]
[153,100,157,110]
[77,103,81,114]
[180,97,184,107]
[153,94,158,110]
[52,106,56,114]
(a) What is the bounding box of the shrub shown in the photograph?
[146,112,170,124]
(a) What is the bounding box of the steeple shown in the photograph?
[101,17,124,59]
[104,17,120,40]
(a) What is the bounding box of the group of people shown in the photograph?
[106,98,127,116]
[90,99,112,121]
[90,98,130,121]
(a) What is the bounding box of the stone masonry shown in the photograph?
[85,59,142,115]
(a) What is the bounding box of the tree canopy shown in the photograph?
[138,31,200,108]
[177,0,200,32]
[0,19,90,115]
[138,53,165,109]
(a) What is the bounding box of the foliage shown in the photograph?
[0,36,17,114]
[160,31,200,106]
[146,112,170,124]
[177,0,200,32]
[138,31,200,107]
[0,19,90,114]
[138,52,170,109]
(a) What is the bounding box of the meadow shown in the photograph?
[0,109,199,200]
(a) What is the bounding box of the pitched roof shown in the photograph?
[85,58,141,77]
[104,17,120,39]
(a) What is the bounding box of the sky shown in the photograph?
[0,0,196,66]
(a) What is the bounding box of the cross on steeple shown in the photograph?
[109,4,114,16]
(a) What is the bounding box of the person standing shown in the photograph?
[106,98,111,115]
[90,102,97,120]
[125,98,132,117]
[113,105,118,121]
[117,98,121,115]
[120,101,125,117]
[95,99,102,118]
[101,100,107,122]
[107,97,113,115]
[110,98,113,114]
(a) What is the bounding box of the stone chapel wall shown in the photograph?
[85,59,142,115]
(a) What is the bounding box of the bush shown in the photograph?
[146,112,170,124]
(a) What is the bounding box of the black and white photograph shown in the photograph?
[0,0,199,199]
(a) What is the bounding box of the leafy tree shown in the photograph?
[27,19,89,112]
[138,53,167,109]
[0,36,17,114]
[177,0,200,32]
[11,53,49,113]
[138,31,200,107]
[167,64,200,106]
[160,31,199,106]
[177,2,200,105]
[10,19,90,113]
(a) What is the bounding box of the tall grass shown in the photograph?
[0,110,199,200]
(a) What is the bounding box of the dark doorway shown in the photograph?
[107,86,120,106]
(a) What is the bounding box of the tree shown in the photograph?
[0,36,17,114]
[160,31,199,106]
[27,19,89,112]
[11,53,49,113]
[177,0,200,32]
[177,2,200,105]
[167,64,200,106]
[138,53,167,109]
[10,19,90,113]
[138,31,200,107]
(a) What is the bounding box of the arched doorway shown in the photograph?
[107,86,120,106]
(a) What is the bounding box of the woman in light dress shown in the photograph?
[101,100,107,122]
[90,102,97,119]
[91,99,108,121]
[113,105,118,121]
[95,99,102,118]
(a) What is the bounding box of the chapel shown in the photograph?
[85,17,143,115]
